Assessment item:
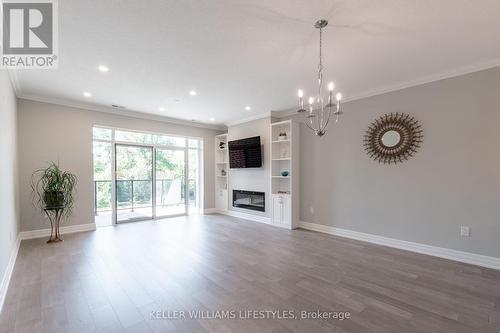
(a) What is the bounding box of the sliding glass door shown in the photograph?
[93,127,203,226]
[115,144,153,223]
[155,149,186,217]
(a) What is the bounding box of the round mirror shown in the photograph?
[381,130,401,148]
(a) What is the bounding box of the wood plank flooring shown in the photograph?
[1,214,499,332]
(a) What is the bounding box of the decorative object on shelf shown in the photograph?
[221,169,226,176]
[278,132,288,141]
[363,113,423,165]
[31,162,77,243]
[277,190,290,194]
[219,141,226,149]
[296,19,343,137]
[280,170,289,177]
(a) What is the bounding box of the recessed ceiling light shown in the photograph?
[159,106,165,111]
[209,117,215,121]
[98,65,109,72]
[245,105,251,111]
[189,90,197,96]
[83,92,92,97]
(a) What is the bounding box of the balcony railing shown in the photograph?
[94,179,197,215]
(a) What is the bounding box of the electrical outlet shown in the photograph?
[460,226,470,237]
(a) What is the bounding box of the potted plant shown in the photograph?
[31,162,77,243]
[278,131,287,141]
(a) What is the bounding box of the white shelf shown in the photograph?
[270,120,299,229]
[215,133,229,212]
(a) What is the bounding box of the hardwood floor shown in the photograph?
[1,214,499,332]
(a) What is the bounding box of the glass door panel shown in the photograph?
[156,149,186,217]
[188,148,200,213]
[93,141,113,226]
[115,144,153,223]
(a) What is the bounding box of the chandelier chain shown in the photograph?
[318,26,323,98]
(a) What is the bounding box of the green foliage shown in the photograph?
[31,162,77,218]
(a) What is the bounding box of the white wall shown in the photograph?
[296,67,500,258]
[0,70,19,289]
[17,99,222,232]
[228,117,271,217]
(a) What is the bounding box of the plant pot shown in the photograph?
[278,135,287,141]
[44,191,65,209]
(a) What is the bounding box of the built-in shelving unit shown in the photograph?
[215,133,229,212]
[270,120,299,229]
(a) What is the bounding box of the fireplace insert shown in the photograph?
[232,190,265,212]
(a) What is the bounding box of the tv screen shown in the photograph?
[229,136,262,168]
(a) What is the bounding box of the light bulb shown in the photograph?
[336,92,342,101]
[297,89,304,98]
[328,82,335,91]
[308,97,314,105]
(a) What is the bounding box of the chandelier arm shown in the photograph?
[322,108,333,129]
[304,117,317,132]
[308,113,318,131]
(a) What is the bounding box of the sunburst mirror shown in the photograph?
[363,113,423,164]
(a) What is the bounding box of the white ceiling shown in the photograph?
[11,0,500,126]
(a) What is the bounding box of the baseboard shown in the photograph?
[0,235,21,313]
[203,208,218,214]
[214,209,271,225]
[299,221,500,270]
[19,223,96,241]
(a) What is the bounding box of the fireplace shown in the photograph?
[233,190,265,212]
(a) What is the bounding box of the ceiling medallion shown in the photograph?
[296,19,342,137]
[364,113,423,164]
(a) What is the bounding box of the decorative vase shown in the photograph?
[281,170,289,177]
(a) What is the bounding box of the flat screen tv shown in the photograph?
[228,136,262,168]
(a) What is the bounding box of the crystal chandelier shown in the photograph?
[297,19,342,137]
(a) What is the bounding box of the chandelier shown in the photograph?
[297,19,342,137]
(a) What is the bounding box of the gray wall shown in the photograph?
[228,117,271,217]
[299,67,500,257]
[0,70,19,283]
[17,99,222,232]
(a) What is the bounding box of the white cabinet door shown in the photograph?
[281,195,290,225]
[272,195,282,224]
[272,194,291,227]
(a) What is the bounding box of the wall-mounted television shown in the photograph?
[228,136,262,168]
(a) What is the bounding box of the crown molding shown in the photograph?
[272,60,500,119]
[344,59,500,103]
[7,69,21,96]
[15,93,227,131]
[225,112,270,127]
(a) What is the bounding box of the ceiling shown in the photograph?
[11,0,500,127]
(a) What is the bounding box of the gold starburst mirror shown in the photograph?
[363,113,423,164]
